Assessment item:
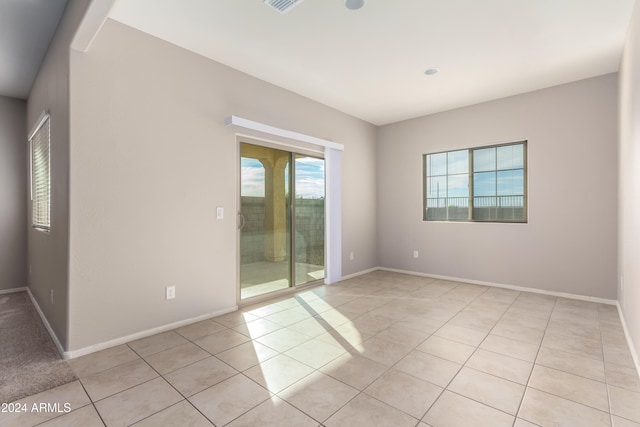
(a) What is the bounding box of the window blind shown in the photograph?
[30,116,51,231]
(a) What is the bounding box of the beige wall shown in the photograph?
[619,0,640,365]
[378,74,618,299]
[0,96,27,291]
[67,20,378,351]
[26,0,91,349]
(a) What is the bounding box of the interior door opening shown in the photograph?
[239,142,325,300]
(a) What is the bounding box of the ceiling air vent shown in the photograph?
[264,0,305,14]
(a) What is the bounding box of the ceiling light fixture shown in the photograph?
[345,0,364,10]
[424,68,440,76]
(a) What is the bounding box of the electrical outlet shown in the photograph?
[166,286,176,300]
[216,206,224,219]
[349,251,354,261]
[413,250,419,259]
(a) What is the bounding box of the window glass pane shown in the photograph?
[497,144,524,170]
[497,169,524,196]
[473,171,496,196]
[285,162,290,197]
[426,175,447,198]
[425,195,445,208]
[294,156,324,199]
[472,196,498,221]
[240,157,265,197]
[446,187,469,221]
[294,155,325,286]
[447,174,469,198]
[425,176,446,220]
[425,206,446,221]
[427,153,446,176]
[447,150,468,174]
[473,147,495,172]
[424,141,526,223]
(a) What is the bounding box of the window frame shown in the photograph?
[28,112,51,232]
[423,140,528,223]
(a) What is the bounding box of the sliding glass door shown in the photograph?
[293,154,325,285]
[239,142,325,300]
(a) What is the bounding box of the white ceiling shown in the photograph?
[0,0,67,100]
[0,1,635,120]
[109,0,635,125]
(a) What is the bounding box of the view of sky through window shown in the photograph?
[241,156,325,198]
[426,144,524,199]
[424,141,526,222]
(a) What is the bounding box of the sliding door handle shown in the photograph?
[238,213,246,230]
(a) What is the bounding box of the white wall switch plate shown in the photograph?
[413,250,419,259]
[216,207,224,219]
[166,286,176,300]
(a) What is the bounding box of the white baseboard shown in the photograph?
[25,264,626,362]
[64,305,238,359]
[378,267,618,305]
[0,286,27,295]
[341,267,380,281]
[26,288,66,358]
[617,301,640,380]
[374,267,639,378]
[26,284,238,360]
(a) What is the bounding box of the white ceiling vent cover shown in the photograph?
[264,0,305,14]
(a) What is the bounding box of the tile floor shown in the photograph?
[2,271,640,427]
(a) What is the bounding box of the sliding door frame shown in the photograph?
[237,136,326,304]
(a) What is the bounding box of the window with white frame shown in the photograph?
[30,114,51,231]
[424,141,527,223]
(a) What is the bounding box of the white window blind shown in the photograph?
[30,115,51,231]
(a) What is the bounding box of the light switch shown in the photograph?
[216,207,224,219]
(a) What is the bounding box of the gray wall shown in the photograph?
[26,0,90,349]
[619,0,640,366]
[0,96,27,291]
[28,1,628,356]
[67,19,378,351]
[378,74,618,299]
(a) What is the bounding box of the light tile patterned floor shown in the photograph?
[3,271,640,426]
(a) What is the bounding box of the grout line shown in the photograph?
[76,380,107,427]
[14,271,630,426]
[598,304,616,427]
[358,279,495,422]
[510,296,556,425]
[442,287,525,426]
[377,267,617,305]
